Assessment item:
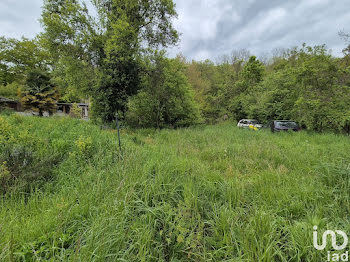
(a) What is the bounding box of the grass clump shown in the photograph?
[0,115,98,194]
[0,115,349,261]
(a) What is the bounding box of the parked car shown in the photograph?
[270,120,300,132]
[237,119,263,129]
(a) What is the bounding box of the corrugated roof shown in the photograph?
[57,103,89,106]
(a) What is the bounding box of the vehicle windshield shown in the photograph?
[250,120,259,124]
[276,121,298,128]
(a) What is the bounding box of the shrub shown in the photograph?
[74,135,93,158]
[0,161,11,189]
[0,81,21,99]
[69,103,82,118]
[0,115,98,194]
[126,53,202,128]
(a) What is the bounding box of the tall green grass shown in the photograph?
[0,115,349,261]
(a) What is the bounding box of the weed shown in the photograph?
[0,117,349,261]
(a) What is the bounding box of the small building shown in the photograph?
[0,97,22,111]
[0,97,89,119]
[57,103,89,119]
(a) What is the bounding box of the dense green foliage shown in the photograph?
[0,37,51,101]
[0,82,19,100]
[0,37,50,86]
[185,45,350,132]
[0,1,349,130]
[0,115,92,193]
[41,0,179,121]
[126,52,201,128]
[1,115,350,261]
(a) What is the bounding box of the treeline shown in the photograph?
[184,45,350,133]
[1,0,350,132]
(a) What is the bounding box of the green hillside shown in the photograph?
[0,114,349,261]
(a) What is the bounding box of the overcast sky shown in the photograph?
[1,0,349,61]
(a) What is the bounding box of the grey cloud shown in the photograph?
[169,0,350,60]
[1,0,349,60]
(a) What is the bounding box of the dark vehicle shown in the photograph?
[270,120,300,132]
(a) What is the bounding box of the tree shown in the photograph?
[239,56,265,88]
[250,69,298,121]
[52,56,96,103]
[292,45,350,131]
[185,61,211,117]
[126,52,201,128]
[40,0,97,63]
[226,56,265,121]
[21,70,58,116]
[94,0,179,121]
[0,37,50,85]
[41,0,179,122]
[40,0,99,103]
[185,59,233,123]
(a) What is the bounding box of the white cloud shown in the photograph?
[1,0,350,60]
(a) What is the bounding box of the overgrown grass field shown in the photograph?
[0,115,349,261]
